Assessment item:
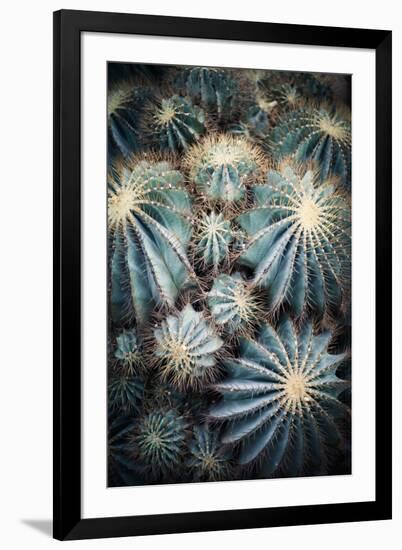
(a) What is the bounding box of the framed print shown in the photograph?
[53,9,392,540]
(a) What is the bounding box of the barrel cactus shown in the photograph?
[108,158,195,324]
[114,329,142,374]
[237,163,351,317]
[144,94,205,152]
[194,210,232,270]
[153,304,223,391]
[268,105,351,188]
[176,66,236,120]
[108,83,149,158]
[185,134,265,203]
[108,374,144,413]
[108,416,146,486]
[207,273,263,336]
[187,426,233,482]
[132,409,188,478]
[210,317,349,476]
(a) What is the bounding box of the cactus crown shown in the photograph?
[154,304,223,390]
[185,134,265,202]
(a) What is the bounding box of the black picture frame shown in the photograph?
[53,9,392,541]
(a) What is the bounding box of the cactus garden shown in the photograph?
[107,63,351,486]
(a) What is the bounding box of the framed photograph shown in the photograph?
[53,9,392,540]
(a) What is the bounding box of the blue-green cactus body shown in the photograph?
[210,317,349,476]
[237,165,350,317]
[154,304,223,390]
[268,106,351,188]
[108,160,194,324]
[114,329,142,373]
[186,135,264,202]
[177,67,236,120]
[147,95,205,153]
[108,375,144,413]
[108,416,146,486]
[188,426,232,482]
[134,410,188,477]
[207,273,261,335]
[108,85,150,159]
[195,211,232,269]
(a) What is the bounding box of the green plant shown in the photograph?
[108,158,195,324]
[187,426,233,482]
[114,329,143,374]
[237,163,351,317]
[108,374,144,413]
[132,409,188,478]
[210,316,349,476]
[207,272,263,336]
[267,105,351,188]
[108,416,146,486]
[154,304,223,391]
[176,66,236,120]
[144,95,205,152]
[193,210,233,270]
[185,134,265,203]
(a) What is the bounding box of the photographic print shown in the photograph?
[107,63,352,487]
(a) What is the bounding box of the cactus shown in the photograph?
[268,105,351,188]
[154,304,223,391]
[108,415,146,486]
[108,374,144,413]
[210,316,349,476]
[108,83,149,158]
[133,409,188,478]
[108,158,195,324]
[185,134,265,202]
[188,426,233,482]
[237,163,351,317]
[207,273,263,335]
[144,95,205,152]
[177,66,236,120]
[114,329,142,374]
[194,210,232,270]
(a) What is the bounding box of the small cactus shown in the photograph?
[114,329,142,374]
[108,374,144,413]
[133,409,188,478]
[108,158,194,324]
[154,304,223,391]
[177,66,236,120]
[207,273,263,335]
[194,210,232,270]
[108,83,149,158]
[185,134,265,202]
[144,95,205,152]
[237,163,351,317]
[210,316,349,476]
[187,426,233,482]
[268,105,351,188]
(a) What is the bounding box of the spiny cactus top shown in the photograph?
[132,409,188,478]
[177,66,236,119]
[185,134,265,203]
[154,304,223,390]
[144,95,205,152]
[210,317,349,476]
[268,105,351,188]
[114,329,142,374]
[187,426,233,482]
[108,159,194,323]
[237,164,351,317]
[108,83,149,158]
[194,210,233,270]
[108,374,144,413]
[207,272,263,336]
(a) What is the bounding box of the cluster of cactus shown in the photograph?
[107,63,351,486]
